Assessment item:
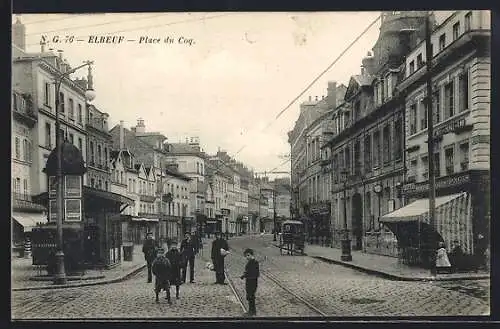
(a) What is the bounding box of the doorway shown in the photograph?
[352,193,363,250]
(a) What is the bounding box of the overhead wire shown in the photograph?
[17,13,381,176]
[229,14,381,171]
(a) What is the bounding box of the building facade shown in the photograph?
[325,11,429,256]
[392,10,491,267]
[85,104,112,191]
[164,137,207,234]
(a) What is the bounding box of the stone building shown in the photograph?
[84,104,112,191]
[324,11,429,255]
[288,82,346,244]
[383,10,491,268]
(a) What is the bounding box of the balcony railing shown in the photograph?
[139,194,156,203]
[12,193,45,212]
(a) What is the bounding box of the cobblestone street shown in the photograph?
[11,251,243,319]
[224,235,490,317]
[11,235,490,319]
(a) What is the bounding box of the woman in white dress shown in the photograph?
[436,241,452,274]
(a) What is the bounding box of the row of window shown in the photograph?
[88,139,110,169]
[408,70,469,135]
[44,121,84,151]
[330,119,404,182]
[12,177,29,198]
[44,83,85,125]
[407,141,470,181]
[196,162,204,175]
[13,137,32,163]
[407,12,473,77]
[89,177,109,191]
[306,136,322,165]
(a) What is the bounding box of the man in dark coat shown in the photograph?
[240,248,260,316]
[152,247,172,304]
[142,232,157,283]
[180,232,196,283]
[211,231,229,284]
[165,243,182,299]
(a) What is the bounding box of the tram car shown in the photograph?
[279,220,306,255]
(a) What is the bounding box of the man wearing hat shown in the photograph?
[211,231,230,284]
[142,231,157,283]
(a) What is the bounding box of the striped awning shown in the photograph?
[12,212,46,232]
[381,193,466,223]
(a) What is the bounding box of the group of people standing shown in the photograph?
[142,231,202,303]
[141,231,260,316]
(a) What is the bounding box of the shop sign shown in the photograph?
[433,118,466,139]
[402,172,470,194]
[309,202,330,216]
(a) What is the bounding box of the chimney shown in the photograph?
[308,96,312,102]
[12,17,26,50]
[135,118,145,134]
[327,81,337,108]
[119,120,125,150]
[362,51,376,75]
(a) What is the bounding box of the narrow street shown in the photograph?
[12,235,490,319]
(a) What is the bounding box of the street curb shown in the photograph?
[272,244,489,282]
[12,264,147,291]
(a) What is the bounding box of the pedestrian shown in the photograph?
[435,241,452,274]
[211,231,230,284]
[151,247,172,304]
[240,248,260,316]
[180,232,196,283]
[142,232,157,283]
[194,230,203,256]
[449,240,465,272]
[165,242,182,299]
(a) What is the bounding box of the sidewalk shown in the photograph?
[276,243,490,282]
[12,244,147,291]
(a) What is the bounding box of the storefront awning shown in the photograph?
[131,217,159,222]
[12,212,46,232]
[381,193,466,223]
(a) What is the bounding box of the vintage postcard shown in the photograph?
[11,11,491,320]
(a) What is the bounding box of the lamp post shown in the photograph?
[273,187,277,242]
[373,184,382,231]
[53,60,96,284]
[340,169,352,261]
[424,11,437,276]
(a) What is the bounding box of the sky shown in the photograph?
[15,11,454,176]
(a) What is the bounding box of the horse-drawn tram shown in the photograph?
[278,220,306,255]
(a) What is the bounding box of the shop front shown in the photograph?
[32,186,134,270]
[306,202,331,245]
[381,170,489,269]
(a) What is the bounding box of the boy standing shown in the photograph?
[240,248,259,316]
[151,247,172,304]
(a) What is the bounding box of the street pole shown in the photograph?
[273,187,277,242]
[54,79,66,285]
[53,60,94,284]
[425,11,437,275]
[341,170,352,261]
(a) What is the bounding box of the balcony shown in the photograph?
[139,194,156,202]
[137,212,158,218]
[12,193,45,212]
[12,93,37,128]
